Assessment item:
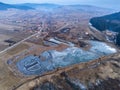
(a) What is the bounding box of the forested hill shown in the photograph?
[90,12,120,32]
[90,12,120,46]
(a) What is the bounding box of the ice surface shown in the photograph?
[89,41,117,56]
[17,41,117,75]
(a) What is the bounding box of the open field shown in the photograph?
[7,43,29,55]
[0,34,11,43]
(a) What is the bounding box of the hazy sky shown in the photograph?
[0,0,120,10]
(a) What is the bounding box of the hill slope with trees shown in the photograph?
[90,12,120,46]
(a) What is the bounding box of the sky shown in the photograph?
[0,0,120,10]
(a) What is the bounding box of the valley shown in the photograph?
[0,2,119,90]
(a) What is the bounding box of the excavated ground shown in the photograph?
[16,53,120,90]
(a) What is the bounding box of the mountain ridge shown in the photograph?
[0,2,34,10]
[0,2,115,11]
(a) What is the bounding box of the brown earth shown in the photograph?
[15,53,120,90]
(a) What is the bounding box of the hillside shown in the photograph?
[0,2,14,10]
[0,2,33,10]
[90,12,120,46]
[90,12,120,32]
[19,3,61,9]
[16,53,120,90]
[19,3,114,13]
[0,2,113,12]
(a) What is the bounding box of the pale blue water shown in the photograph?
[17,41,117,75]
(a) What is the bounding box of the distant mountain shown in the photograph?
[67,5,113,12]
[19,3,61,9]
[0,2,14,10]
[0,2,33,10]
[12,5,34,10]
[16,3,115,13]
[0,2,115,13]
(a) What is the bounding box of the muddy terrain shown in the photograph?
[16,53,120,90]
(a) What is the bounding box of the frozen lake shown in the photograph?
[17,41,117,75]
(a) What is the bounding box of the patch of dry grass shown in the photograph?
[7,43,29,55]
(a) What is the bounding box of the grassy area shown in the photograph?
[7,43,29,55]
